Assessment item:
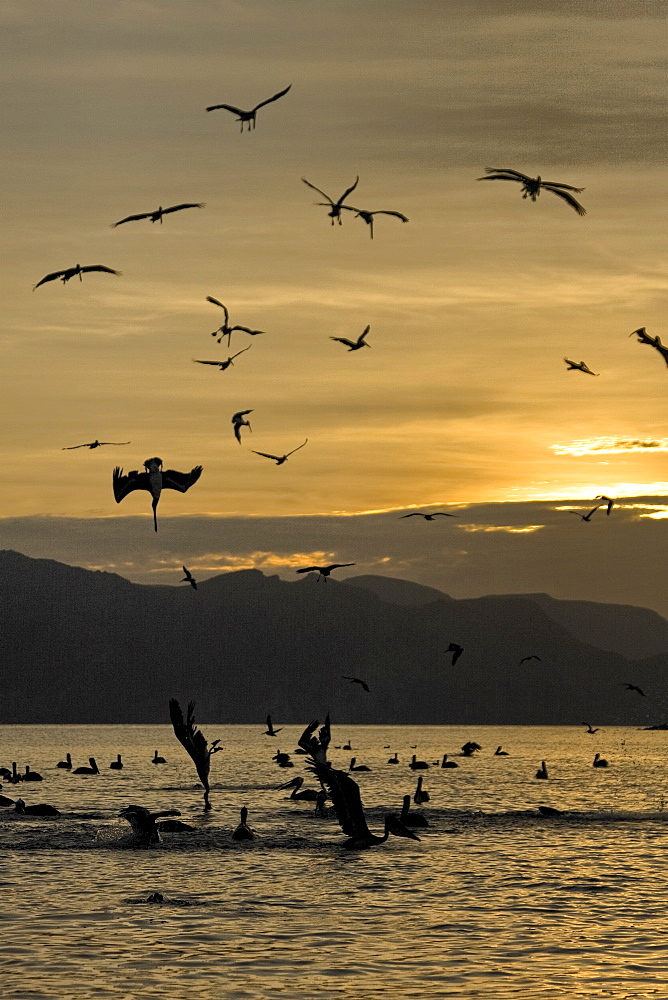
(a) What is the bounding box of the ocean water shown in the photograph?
[2,723,668,999]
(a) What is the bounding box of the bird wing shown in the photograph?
[481,167,531,180]
[231,325,265,335]
[80,265,122,275]
[206,295,229,319]
[310,763,371,839]
[541,181,585,192]
[162,466,203,493]
[336,176,360,206]
[371,211,409,221]
[651,340,668,365]
[162,203,205,215]
[182,566,193,580]
[112,212,152,226]
[301,177,333,204]
[252,84,292,111]
[432,512,457,517]
[112,467,152,501]
[193,359,224,366]
[544,187,587,215]
[233,424,242,443]
[330,337,355,346]
[296,566,319,574]
[357,326,371,343]
[62,443,90,450]
[252,450,280,460]
[33,269,70,289]
[400,513,421,518]
[98,441,131,446]
[230,346,252,360]
[206,103,246,114]
[169,699,211,788]
[233,410,253,419]
[286,438,308,457]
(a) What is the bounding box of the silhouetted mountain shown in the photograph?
[343,575,452,607]
[1,550,666,725]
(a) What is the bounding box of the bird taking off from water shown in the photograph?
[477,168,586,215]
[264,715,282,737]
[252,439,308,465]
[181,566,197,590]
[340,205,409,240]
[232,410,253,443]
[331,326,371,351]
[296,563,355,582]
[624,683,646,697]
[193,347,252,371]
[112,203,205,226]
[594,495,615,516]
[206,84,291,130]
[112,457,203,532]
[63,440,130,450]
[400,511,457,520]
[34,264,121,290]
[583,723,600,734]
[569,504,601,522]
[445,642,464,665]
[564,358,599,375]
[206,297,265,346]
[342,675,370,693]
[302,176,360,225]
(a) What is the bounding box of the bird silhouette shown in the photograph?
[264,715,282,737]
[583,723,600,734]
[594,495,615,515]
[342,675,370,693]
[477,168,586,215]
[231,806,255,840]
[519,655,542,664]
[232,410,253,443]
[569,504,601,522]
[564,358,599,375]
[302,176,360,225]
[206,84,292,130]
[252,439,308,465]
[181,566,197,590]
[118,804,182,846]
[34,264,121,289]
[340,205,409,239]
[629,327,668,367]
[62,440,130,450]
[169,699,222,812]
[112,203,204,226]
[193,347,252,371]
[296,562,355,581]
[330,325,370,351]
[206,297,265,346]
[624,683,646,697]
[593,753,609,768]
[445,642,464,665]
[400,511,457,520]
[113,457,202,532]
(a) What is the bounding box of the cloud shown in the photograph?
[458,524,545,534]
[551,438,668,456]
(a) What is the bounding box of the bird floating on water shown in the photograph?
[302,176,360,225]
[494,746,509,756]
[252,439,308,465]
[63,440,130,450]
[181,566,197,590]
[113,457,203,532]
[340,205,409,239]
[231,806,255,840]
[400,794,429,828]
[56,753,72,770]
[564,358,599,375]
[330,326,370,351]
[409,754,429,771]
[535,761,549,779]
[193,347,252,371]
[232,410,253,443]
[73,757,99,775]
[112,203,204,226]
[413,776,430,803]
[445,642,464,665]
[206,298,265,346]
[34,264,121,290]
[400,511,457,520]
[477,168,586,215]
[296,562,355,581]
[110,754,123,770]
[15,798,60,817]
[349,757,371,772]
[342,675,370,693]
[593,753,609,768]
[278,776,320,801]
[206,84,292,131]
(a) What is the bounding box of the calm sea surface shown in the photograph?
[2,724,668,999]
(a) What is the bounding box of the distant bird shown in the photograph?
[584,723,600,734]
[330,326,370,351]
[460,742,482,756]
[593,753,609,768]
[169,699,222,812]
[494,746,509,756]
[535,761,549,779]
[278,776,320,801]
[112,203,204,226]
[264,715,282,737]
[445,642,464,665]
[0,789,14,807]
[63,440,130,450]
[342,675,370,693]
[400,511,457,520]
[302,176,360,225]
[157,819,195,832]
[409,754,429,770]
[181,566,197,590]
[252,439,308,465]
[118,804,181,846]
[73,757,99,775]
[23,766,42,782]
[349,757,371,772]
[628,327,668,367]
[441,755,458,768]
[193,347,252,371]
[34,264,121,290]
[564,358,599,375]
[14,798,60,817]
[113,457,203,532]
[400,794,429,828]
[231,806,255,840]
[296,562,355,581]
[477,168,586,215]
[387,752,399,764]
[538,805,563,817]
[56,753,72,770]
[272,750,292,766]
[232,410,253,443]
[413,776,430,804]
[624,683,646,697]
[569,505,601,522]
[206,298,265,346]
[340,205,409,239]
[109,754,123,770]
[206,84,292,131]
[152,751,166,764]
[594,495,615,516]
[519,655,542,665]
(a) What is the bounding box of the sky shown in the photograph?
[1,0,667,610]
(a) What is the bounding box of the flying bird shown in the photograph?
[330,326,370,351]
[623,683,646,697]
[181,566,197,590]
[340,205,409,239]
[477,168,586,215]
[629,328,668,368]
[232,410,253,443]
[112,203,205,226]
[206,84,292,130]
[264,715,282,737]
[169,698,222,811]
[33,264,121,290]
[252,439,308,465]
[519,655,542,664]
[62,440,130,450]
[206,297,265,346]
[296,563,355,581]
[445,642,464,665]
[583,723,600,734]
[112,457,202,532]
[594,495,615,516]
[193,346,252,371]
[342,675,370,693]
[564,358,599,375]
[400,512,457,520]
[302,176,360,225]
[569,504,601,522]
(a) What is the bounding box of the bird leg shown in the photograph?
[152,497,158,532]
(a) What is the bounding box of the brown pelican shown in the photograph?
[494,746,509,756]
[629,327,668,367]
[278,776,321,801]
[519,655,541,664]
[564,358,599,375]
[400,511,457,520]
[232,410,253,443]
[409,755,429,770]
[112,203,204,226]
[535,761,549,779]
[56,753,72,769]
[181,566,197,590]
[624,683,646,697]
[349,757,371,772]
[206,84,292,130]
[118,805,181,846]
[0,789,14,806]
[594,495,615,516]
[231,806,255,840]
[193,347,252,371]
[314,790,331,818]
[340,205,409,239]
[252,439,308,465]
[169,699,222,811]
[264,715,282,737]
[477,168,586,215]
[413,776,430,803]
[152,750,166,764]
[63,440,130,450]
[297,716,332,765]
[460,742,482,756]
[342,675,370,693]
[569,504,601,522]
[33,264,121,290]
[109,754,123,770]
[23,766,43,782]
[15,798,60,817]
[157,818,195,832]
[593,753,609,768]
[112,457,203,532]
[206,297,265,346]
[584,723,599,734]
[445,642,464,665]
[387,752,399,764]
[538,805,563,817]
[272,750,292,766]
[330,326,370,351]
[295,562,355,581]
[441,754,458,768]
[400,794,429,828]
[302,176,360,225]
[73,757,99,775]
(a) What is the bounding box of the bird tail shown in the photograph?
[152,497,158,532]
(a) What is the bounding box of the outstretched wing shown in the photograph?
[252,450,279,461]
[358,326,371,343]
[541,181,585,192]
[80,265,122,276]
[112,467,151,501]
[98,441,131,446]
[162,202,205,215]
[162,466,203,493]
[206,103,245,114]
[336,176,360,206]
[169,698,211,788]
[230,346,252,360]
[301,177,333,204]
[193,358,223,366]
[231,325,265,335]
[331,337,356,347]
[544,186,586,215]
[480,167,531,180]
[62,443,90,450]
[432,512,457,517]
[296,566,319,574]
[286,438,308,457]
[329,563,355,570]
[252,84,292,112]
[33,269,70,289]
[112,212,152,227]
[400,513,422,518]
[310,762,370,839]
[372,211,409,221]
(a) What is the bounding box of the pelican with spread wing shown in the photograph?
[302,176,360,225]
[112,457,202,532]
[206,297,265,347]
[341,205,409,239]
[477,168,586,215]
[112,203,204,226]
[34,264,121,289]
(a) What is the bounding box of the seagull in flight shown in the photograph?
[629,327,668,368]
[477,168,587,215]
[569,504,601,522]
[193,347,252,371]
[340,205,409,240]
[112,203,205,226]
[331,326,371,351]
[624,683,646,697]
[206,297,265,347]
[400,512,457,520]
[112,457,203,532]
[302,176,360,225]
[206,84,291,131]
[296,563,356,582]
[519,655,542,665]
[564,358,599,375]
[583,723,599,734]
[232,410,253,443]
[342,676,370,693]
[181,566,197,590]
[62,439,130,450]
[264,715,282,737]
[252,439,308,465]
[445,643,464,665]
[34,264,121,290]
[594,495,615,516]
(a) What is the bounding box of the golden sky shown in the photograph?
[1,0,667,604]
